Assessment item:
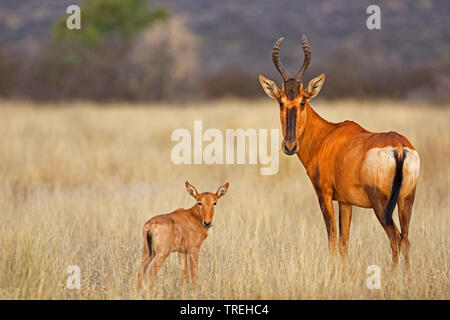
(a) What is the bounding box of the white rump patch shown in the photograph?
[361,146,420,197]
[361,147,397,193]
[400,148,420,197]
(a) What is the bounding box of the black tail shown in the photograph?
[385,149,405,225]
[146,232,153,258]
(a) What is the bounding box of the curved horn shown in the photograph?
[294,35,311,82]
[272,38,291,81]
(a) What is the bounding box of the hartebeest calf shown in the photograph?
[259,35,420,269]
[135,181,229,296]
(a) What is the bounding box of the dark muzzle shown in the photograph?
[282,140,298,155]
[283,107,298,155]
[203,221,212,228]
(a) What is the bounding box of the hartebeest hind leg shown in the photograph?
[397,189,416,270]
[338,202,353,259]
[366,187,401,269]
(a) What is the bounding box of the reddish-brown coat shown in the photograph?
[260,72,420,269]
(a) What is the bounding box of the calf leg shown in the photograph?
[188,250,200,295]
[146,253,169,298]
[178,252,188,297]
[135,229,154,290]
[135,254,152,290]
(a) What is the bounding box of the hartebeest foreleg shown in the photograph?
[397,188,416,270]
[318,195,338,256]
[338,202,353,259]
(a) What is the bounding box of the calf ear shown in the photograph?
[304,74,325,100]
[216,182,229,199]
[259,75,281,99]
[185,181,198,199]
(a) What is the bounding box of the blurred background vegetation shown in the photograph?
[0,0,448,103]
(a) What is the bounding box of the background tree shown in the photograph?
[27,0,172,101]
[52,0,169,47]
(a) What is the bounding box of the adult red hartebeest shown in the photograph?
[258,35,420,269]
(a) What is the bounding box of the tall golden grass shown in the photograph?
[0,99,448,299]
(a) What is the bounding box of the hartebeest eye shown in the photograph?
[300,101,305,106]
[213,202,217,206]
[198,202,202,206]
[279,102,284,109]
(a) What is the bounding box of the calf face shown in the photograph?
[185,181,229,227]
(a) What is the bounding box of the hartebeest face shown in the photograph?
[185,181,229,227]
[258,36,325,155]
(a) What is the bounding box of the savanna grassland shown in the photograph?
[0,99,448,299]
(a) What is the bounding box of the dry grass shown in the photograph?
[0,99,448,299]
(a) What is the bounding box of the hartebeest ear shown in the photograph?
[259,75,281,99]
[304,74,325,100]
[185,181,198,199]
[216,182,229,199]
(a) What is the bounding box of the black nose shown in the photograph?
[203,221,211,227]
[283,143,298,155]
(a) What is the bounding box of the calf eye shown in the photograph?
[300,101,305,106]
[213,202,217,206]
[198,202,202,206]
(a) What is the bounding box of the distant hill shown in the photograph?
[2,1,448,72]
[0,0,80,55]
[0,0,448,100]
[152,0,450,77]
